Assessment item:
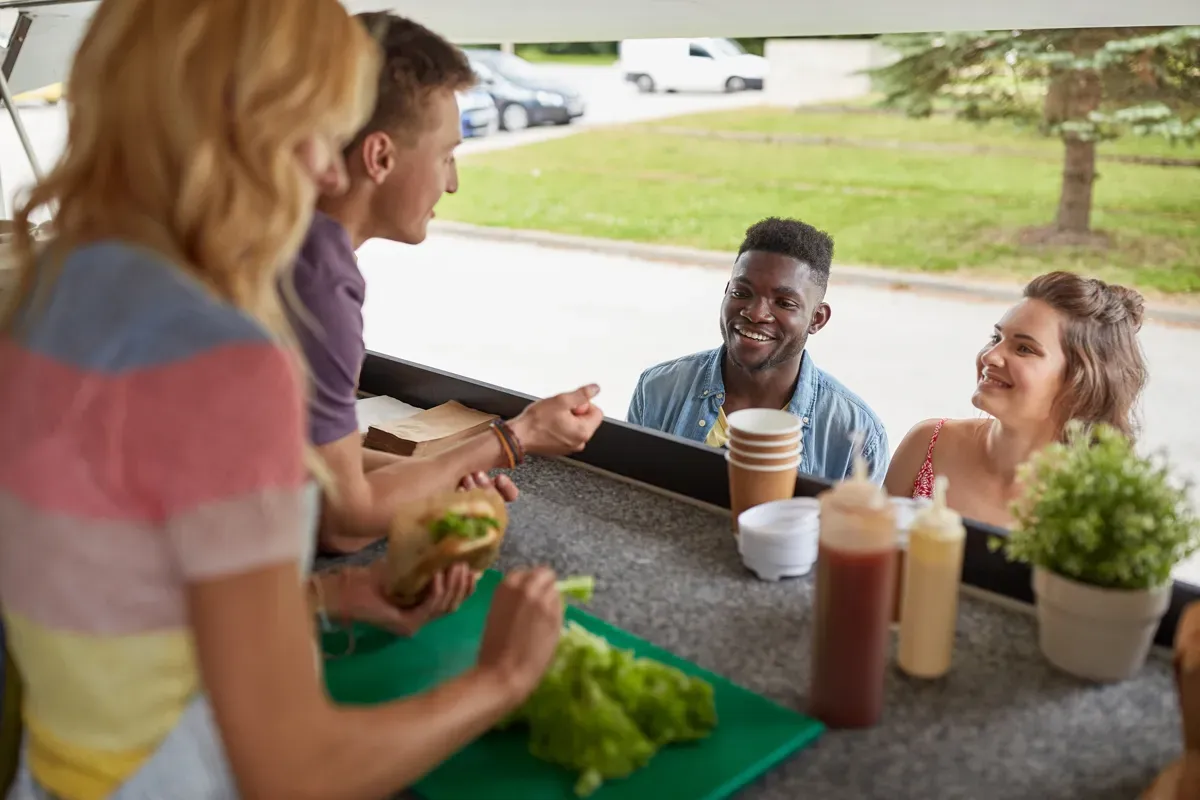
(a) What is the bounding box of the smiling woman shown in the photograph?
[883,271,1149,529]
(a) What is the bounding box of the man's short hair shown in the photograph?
[737,217,834,289]
[348,13,475,151]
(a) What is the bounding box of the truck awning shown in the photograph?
[1,0,1197,95]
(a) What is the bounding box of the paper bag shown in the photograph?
[363,400,498,457]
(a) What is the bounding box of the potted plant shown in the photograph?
[994,421,1200,682]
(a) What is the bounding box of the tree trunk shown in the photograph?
[1044,36,1106,234]
[1056,136,1097,233]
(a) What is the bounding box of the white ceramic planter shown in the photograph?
[1032,566,1171,683]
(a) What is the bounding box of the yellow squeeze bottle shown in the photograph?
[897,475,966,679]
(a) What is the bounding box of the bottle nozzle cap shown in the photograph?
[820,429,888,510]
[933,474,949,509]
[912,474,964,538]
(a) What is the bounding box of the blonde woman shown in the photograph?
[0,2,564,799]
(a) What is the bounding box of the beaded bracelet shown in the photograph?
[490,419,525,468]
[502,420,526,465]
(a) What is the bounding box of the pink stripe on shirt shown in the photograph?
[0,339,307,521]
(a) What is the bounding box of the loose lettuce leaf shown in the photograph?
[555,575,595,603]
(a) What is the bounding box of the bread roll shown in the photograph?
[385,486,508,607]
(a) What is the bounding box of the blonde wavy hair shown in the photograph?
[1,0,380,492]
[3,0,379,343]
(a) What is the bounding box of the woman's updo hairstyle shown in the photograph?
[1023,271,1148,440]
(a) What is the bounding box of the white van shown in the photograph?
[618,37,768,94]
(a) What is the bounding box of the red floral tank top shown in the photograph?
[912,418,947,499]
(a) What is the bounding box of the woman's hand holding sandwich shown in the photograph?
[315,562,478,637]
[508,384,604,458]
[459,470,519,502]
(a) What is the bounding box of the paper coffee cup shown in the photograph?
[726,446,802,469]
[730,433,802,446]
[726,451,799,534]
[728,437,802,459]
[726,408,802,442]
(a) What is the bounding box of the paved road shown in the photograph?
[526,64,766,126]
[460,64,766,154]
[356,231,1200,581]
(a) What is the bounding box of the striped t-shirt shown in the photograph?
[0,242,313,800]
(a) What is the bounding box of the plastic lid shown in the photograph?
[909,475,965,540]
[820,431,889,512]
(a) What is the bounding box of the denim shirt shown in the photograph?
[627,346,890,484]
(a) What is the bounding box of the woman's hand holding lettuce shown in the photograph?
[476,567,567,705]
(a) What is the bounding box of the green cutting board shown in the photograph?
[322,570,823,800]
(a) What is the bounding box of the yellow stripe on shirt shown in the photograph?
[4,612,197,799]
[24,716,155,800]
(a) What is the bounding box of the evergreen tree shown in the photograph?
[868,27,1200,239]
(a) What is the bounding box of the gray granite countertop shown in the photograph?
[320,456,1180,800]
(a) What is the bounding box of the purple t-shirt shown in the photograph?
[287,211,366,447]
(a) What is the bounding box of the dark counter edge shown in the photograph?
[360,351,1200,648]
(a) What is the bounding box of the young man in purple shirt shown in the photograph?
[289,13,604,556]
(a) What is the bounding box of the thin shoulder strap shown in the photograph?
[923,418,947,465]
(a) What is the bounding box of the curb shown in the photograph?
[430,221,1200,326]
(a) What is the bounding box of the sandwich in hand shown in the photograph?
[385,486,508,607]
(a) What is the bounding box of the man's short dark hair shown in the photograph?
[348,13,476,150]
[737,217,834,289]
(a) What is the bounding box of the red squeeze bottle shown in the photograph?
[808,434,898,729]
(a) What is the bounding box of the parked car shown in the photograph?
[618,38,768,94]
[462,48,585,132]
[457,84,499,138]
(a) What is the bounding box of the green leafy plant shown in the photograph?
[992,421,1200,590]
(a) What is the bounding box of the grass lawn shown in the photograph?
[439,107,1200,295]
[653,106,1200,162]
[513,47,617,66]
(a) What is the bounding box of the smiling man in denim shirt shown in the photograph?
[627,217,890,483]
